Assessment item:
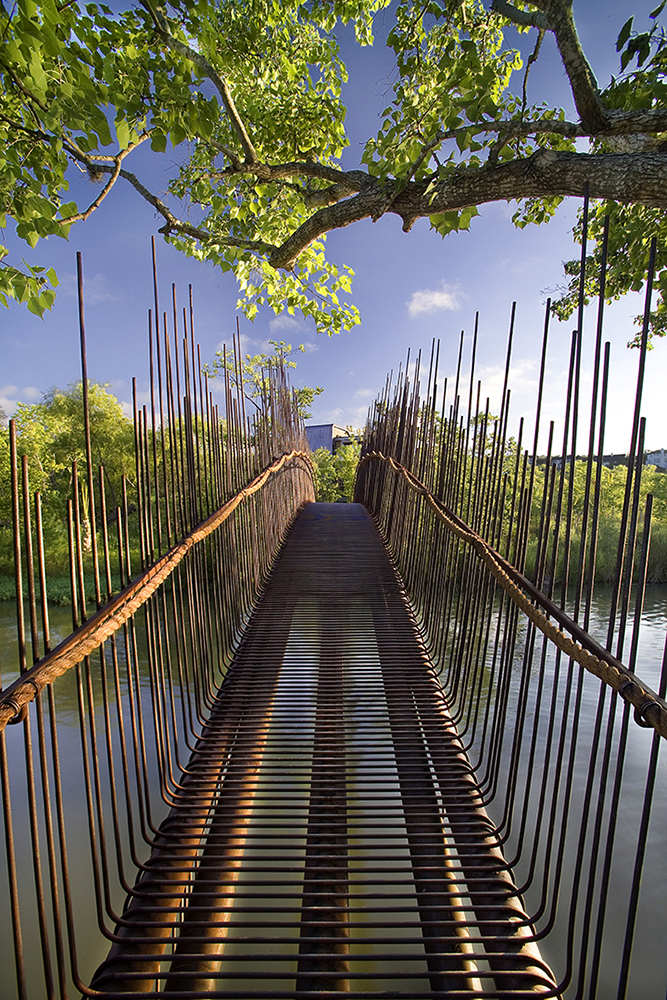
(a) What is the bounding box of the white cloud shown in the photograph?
[313,404,370,431]
[0,385,42,416]
[60,271,122,305]
[355,388,375,399]
[406,282,460,317]
[269,313,309,334]
[216,330,317,358]
[0,396,17,418]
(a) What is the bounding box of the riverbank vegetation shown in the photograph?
[523,461,667,585]
[2,383,666,603]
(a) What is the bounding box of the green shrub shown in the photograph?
[311,443,360,501]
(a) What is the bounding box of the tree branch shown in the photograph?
[210,139,243,170]
[208,157,373,190]
[603,108,667,135]
[303,182,361,208]
[139,0,259,165]
[522,28,545,117]
[432,106,667,155]
[399,149,667,227]
[91,162,277,254]
[491,2,610,133]
[0,111,47,141]
[0,58,49,113]
[267,190,384,269]
[58,134,152,225]
[90,147,667,275]
[543,0,609,132]
[490,0,548,31]
[60,156,123,224]
[268,150,667,267]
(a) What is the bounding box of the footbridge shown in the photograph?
[1,233,667,999]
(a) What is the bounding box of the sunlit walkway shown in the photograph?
[91,503,557,998]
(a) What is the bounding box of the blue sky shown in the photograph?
[2,0,665,455]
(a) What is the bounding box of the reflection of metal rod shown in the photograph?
[2,245,314,999]
[374,567,554,997]
[358,450,667,740]
[355,219,664,998]
[95,502,555,996]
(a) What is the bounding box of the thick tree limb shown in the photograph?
[545,0,609,132]
[411,149,667,214]
[303,182,362,208]
[268,190,387,268]
[491,1,609,132]
[604,108,667,134]
[90,148,667,271]
[429,107,667,159]
[269,151,667,267]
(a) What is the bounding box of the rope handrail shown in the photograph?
[0,450,312,731]
[359,450,667,740]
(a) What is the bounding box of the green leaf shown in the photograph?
[616,17,634,51]
[115,117,131,149]
[150,130,168,153]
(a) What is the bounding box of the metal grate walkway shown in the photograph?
[91,503,557,998]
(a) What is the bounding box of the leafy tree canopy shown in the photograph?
[311,442,361,501]
[2,0,667,335]
[206,339,324,418]
[9,380,135,516]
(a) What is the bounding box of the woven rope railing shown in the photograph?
[0,450,312,732]
[358,451,667,741]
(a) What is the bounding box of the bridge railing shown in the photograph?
[355,223,667,998]
[0,257,314,999]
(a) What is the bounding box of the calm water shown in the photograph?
[482,585,667,999]
[0,589,666,999]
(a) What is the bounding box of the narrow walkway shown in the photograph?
[91,503,557,998]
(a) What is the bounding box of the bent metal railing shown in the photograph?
[355,218,667,998]
[0,251,314,999]
[357,452,667,741]
[0,448,312,731]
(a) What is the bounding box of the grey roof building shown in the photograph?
[305,423,350,453]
